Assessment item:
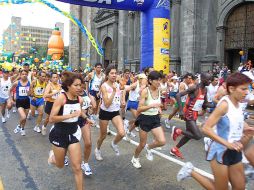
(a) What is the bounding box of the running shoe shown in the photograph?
[81,162,92,176]
[171,126,182,141]
[145,144,153,161]
[111,141,120,156]
[164,119,171,129]
[20,129,26,136]
[64,156,69,166]
[33,126,41,133]
[27,113,31,120]
[41,126,47,136]
[177,162,194,182]
[131,156,142,169]
[135,127,139,132]
[2,117,6,123]
[107,126,111,135]
[12,108,17,113]
[14,125,21,134]
[95,148,103,161]
[170,147,184,159]
[204,137,212,152]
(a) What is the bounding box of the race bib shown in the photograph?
[93,81,100,91]
[229,121,243,142]
[52,90,60,100]
[82,96,91,110]
[19,86,29,96]
[62,103,80,123]
[35,87,44,96]
[192,99,204,111]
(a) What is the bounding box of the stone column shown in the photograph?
[170,0,181,74]
[69,5,82,69]
[127,12,135,62]
[118,11,128,71]
[216,26,226,66]
[112,21,118,65]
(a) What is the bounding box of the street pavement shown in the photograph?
[0,108,253,190]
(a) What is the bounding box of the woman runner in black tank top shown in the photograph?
[48,72,85,190]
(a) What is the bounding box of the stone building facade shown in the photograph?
[69,0,254,74]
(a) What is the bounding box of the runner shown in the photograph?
[0,69,14,123]
[165,73,194,129]
[168,76,179,106]
[42,72,61,136]
[177,72,254,190]
[78,81,94,176]
[170,73,214,159]
[206,76,219,113]
[10,70,30,136]
[94,65,125,160]
[131,71,166,169]
[48,72,84,190]
[86,63,104,119]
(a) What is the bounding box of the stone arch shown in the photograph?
[103,37,113,69]
[218,0,254,27]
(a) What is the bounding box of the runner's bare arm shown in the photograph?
[100,84,116,108]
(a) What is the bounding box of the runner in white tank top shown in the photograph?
[95,65,125,161]
[131,71,166,169]
[0,70,14,123]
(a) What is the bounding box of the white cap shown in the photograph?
[171,76,178,80]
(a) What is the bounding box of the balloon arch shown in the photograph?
[0,0,170,73]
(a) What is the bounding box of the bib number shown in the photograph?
[82,96,91,110]
[192,99,204,111]
[19,87,29,96]
[63,103,80,123]
[35,87,44,96]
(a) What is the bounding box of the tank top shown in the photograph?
[171,82,179,92]
[34,80,46,98]
[90,72,103,91]
[46,82,61,102]
[181,82,188,103]
[129,82,140,102]
[81,91,91,110]
[100,82,121,112]
[16,80,30,100]
[54,93,81,135]
[160,82,167,98]
[142,87,161,116]
[0,77,12,98]
[215,96,244,143]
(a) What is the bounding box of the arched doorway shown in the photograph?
[225,3,254,70]
[103,37,113,69]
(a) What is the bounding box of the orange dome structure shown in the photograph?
[47,27,64,60]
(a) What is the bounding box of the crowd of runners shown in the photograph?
[1,61,254,190]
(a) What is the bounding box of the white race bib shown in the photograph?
[82,96,91,110]
[19,86,29,96]
[52,90,60,100]
[62,103,80,123]
[35,87,44,96]
[192,99,204,111]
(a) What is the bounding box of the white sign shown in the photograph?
[82,0,125,4]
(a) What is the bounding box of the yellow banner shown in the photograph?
[153,18,170,74]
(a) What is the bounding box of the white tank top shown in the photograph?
[100,82,121,112]
[142,88,161,116]
[171,82,179,92]
[129,82,140,101]
[91,73,103,91]
[215,96,244,143]
[181,82,188,102]
[0,77,12,98]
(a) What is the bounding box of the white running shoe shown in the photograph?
[164,119,171,129]
[2,117,6,123]
[204,137,212,152]
[14,125,21,134]
[135,127,139,132]
[64,156,69,166]
[33,126,41,133]
[12,108,17,113]
[131,156,142,169]
[41,126,47,136]
[145,144,153,161]
[20,129,26,136]
[81,162,92,176]
[177,162,194,182]
[35,110,38,115]
[95,148,103,161]
[27,112,31,120]
[111,141,120,156]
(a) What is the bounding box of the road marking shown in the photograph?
[0,177,4,190]
[107,128,214,180]
[161,114,202,125]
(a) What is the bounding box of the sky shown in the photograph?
[0,0,70,46]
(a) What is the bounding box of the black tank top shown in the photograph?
[54,93,81,135]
